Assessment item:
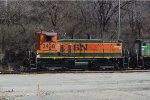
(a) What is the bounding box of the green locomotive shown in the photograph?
[135,40,150,69]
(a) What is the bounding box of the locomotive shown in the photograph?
[135,39,150,69]
[29,31,130,70]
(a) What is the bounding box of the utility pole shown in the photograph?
[5,0,7,11]
[5,0,10,70]
[118,0,121,41]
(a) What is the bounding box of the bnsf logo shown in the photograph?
[60,44,87,52]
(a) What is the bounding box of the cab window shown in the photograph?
[143,43,146,46]
[45,36,52,42]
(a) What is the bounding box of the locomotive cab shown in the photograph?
[39,32,57,43]
[45,32,57,42]
[34,32,58,51]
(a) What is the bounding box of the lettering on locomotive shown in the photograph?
[80,44,87,51]
[60,44,87,52]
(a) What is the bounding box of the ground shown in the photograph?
[0,72,150,100]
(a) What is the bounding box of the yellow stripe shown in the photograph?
[37,51,56,53]
[143,56,150,57]
[37,51,122,53]
[58,42,122,44]
[37,56,123,59]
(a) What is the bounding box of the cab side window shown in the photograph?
[143,43,146,46]
[45,36,52,42]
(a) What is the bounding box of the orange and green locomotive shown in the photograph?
[31,31,129,70]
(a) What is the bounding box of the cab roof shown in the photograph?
[36,31,57,36]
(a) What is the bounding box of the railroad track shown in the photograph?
[34,69,150,73]
[1,68,150,74]
[39,67,150,73]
